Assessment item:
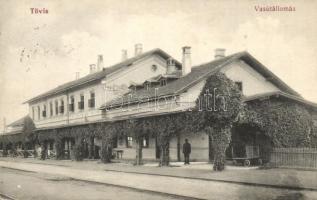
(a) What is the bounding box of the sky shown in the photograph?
[0,0,317,130]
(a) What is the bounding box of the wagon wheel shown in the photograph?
[244,159,251,167]
[258,159,263,166]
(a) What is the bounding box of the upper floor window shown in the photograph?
[37,106,40,120]
[78,94,84,110]
[69,96,75,112]
[32,107,35,120]
[59,99,64,114]
[49,102,53,116]
[235,81,243,92]
[88,92,95,108]
[42,105,47,118]
[55,101,58,115]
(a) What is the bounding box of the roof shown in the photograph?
[24,48,181,104]
[243,91,317,110]
[101,51,303,110]
[7,115,30,127]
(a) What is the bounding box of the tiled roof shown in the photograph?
[101,52,242,109]
[101,51,302,109]
[243,91,317,110]
[24,48,181,104]
[7,115,30,127]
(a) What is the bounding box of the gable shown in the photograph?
[103,55,169,103]
[221,60,280,97]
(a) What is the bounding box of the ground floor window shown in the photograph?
[143,135,149,148]
[126,136,133,148]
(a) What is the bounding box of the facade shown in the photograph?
[1,44,317,163]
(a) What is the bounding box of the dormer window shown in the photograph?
[160,79,167,86]
[145,82,151,90]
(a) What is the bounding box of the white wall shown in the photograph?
[29,54,169,129]
[29,83,104,128]
[221,60,280,97]
[103,55,167,103]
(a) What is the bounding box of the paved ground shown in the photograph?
[0,159,317,199]
[0,167,183,200]
[1,157,317,190]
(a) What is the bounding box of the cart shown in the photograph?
[231,144,262,166]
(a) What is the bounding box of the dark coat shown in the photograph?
[183,142,191,155]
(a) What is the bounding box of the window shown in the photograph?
[49,141,54,150]
[151,64,157,72]
[143,135,149,148]
[49,102,53,116]
[126,136,133,148]
[112,136,118,148]
[59,100,64,114]
[160,79,167,86]
[42,105,46,117]
[145,82,151,90]
[55,101,58,115]
[69,96,75,112]
[37,106,40,120]
[88,92,95,108]
[32,107,35,120]
[235,81,243,92]
[78,94,85,110]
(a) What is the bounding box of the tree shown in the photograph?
[195,73,243,171]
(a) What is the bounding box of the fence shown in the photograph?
[270,148,317,169]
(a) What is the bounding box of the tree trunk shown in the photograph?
[177,134,181,162]
[135,137,143,165]
[159,142,170,166]
[40,142,47,160]
[209,127,231,171]
[101,137,112,163]
[54,138,62,160]
[88,137,94,159]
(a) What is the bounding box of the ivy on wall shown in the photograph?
[240,99,314,147]
[193,72,243,171]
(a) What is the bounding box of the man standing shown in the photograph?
[183,139,191,165]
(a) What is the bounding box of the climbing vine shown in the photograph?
[239,99,314,147]
[194,73,243,171]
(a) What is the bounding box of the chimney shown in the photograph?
[134,43,143,56]
[75,72,80,80]
[214,48,226,59]
[97,55,104,71]
[166,58,176,74]
[121,49,128,61]
[89,64,96,74]
[182,46,191,76]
